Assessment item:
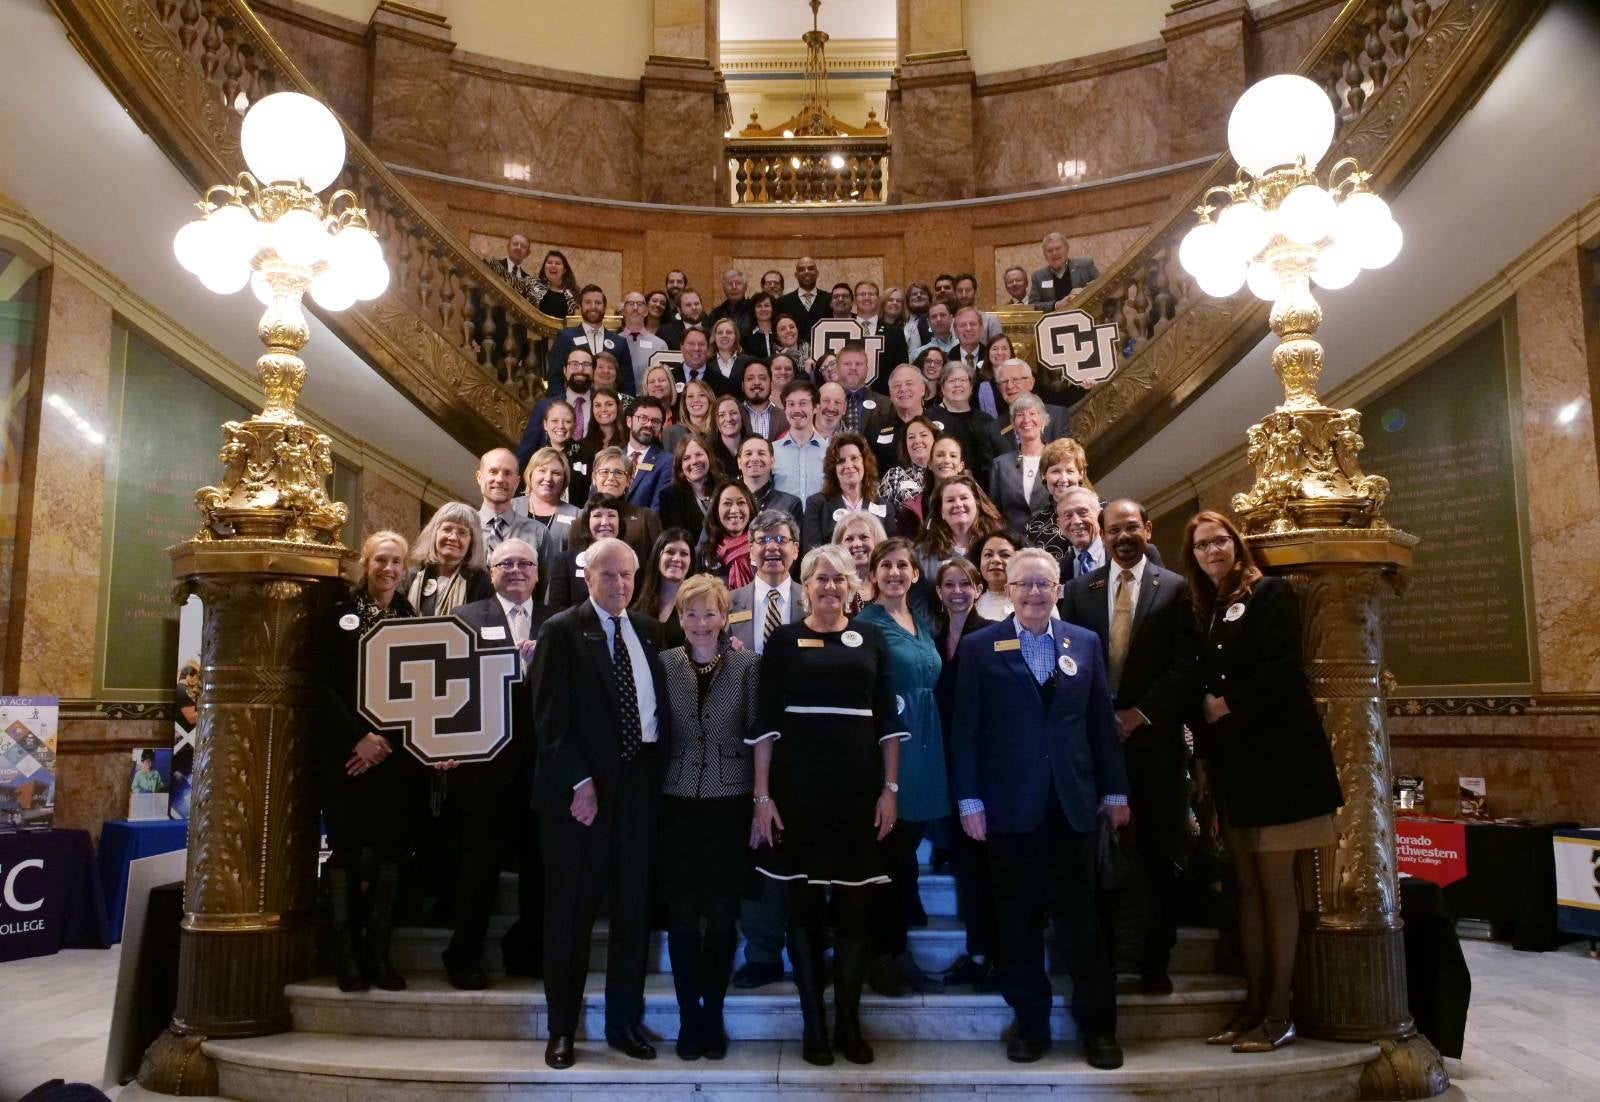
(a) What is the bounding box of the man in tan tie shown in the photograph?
[1059,499,1195,996]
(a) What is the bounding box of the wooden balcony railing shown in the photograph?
[726,137,890,205]
[1062,0,1543,473]
[53,0,566,454]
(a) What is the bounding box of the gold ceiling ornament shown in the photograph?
[171,92,391,546]
[1177,75,1405,536]
[796,0,834,137]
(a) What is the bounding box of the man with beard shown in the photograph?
[735,436,803,537]
[621,396,671,512]
[953,273,1003,343]
[760,269,785,298]
[776,255,828,334]
[709,267,752,330]
[547,286,630,397]
[659,288,708,349]
[664,268,688,315]
[518,349,596,460]
[814,380,848,441]
[670,328,730,397]
[739,359,781,441]
[1060,499,1194,997]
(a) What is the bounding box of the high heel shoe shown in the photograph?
[1231,1018,1296,1053]
[1205,1010,1262,1046]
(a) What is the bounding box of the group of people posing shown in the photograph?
[315,245,1345,1075]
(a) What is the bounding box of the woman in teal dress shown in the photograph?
[854,536,948,996]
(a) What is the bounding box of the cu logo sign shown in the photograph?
[0,859,45,912]
[811,319,886,386]
[357,617,521,766]
[1034,309,1120,387]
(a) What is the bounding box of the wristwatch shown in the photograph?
[883,781,899,793]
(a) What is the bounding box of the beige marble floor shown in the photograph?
[1,939,1595,1101]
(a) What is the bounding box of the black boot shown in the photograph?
[787,928,833,1066]
[699,928,737,1060]
[832,938,874,1064]
[326,867,368,993]
[362,859,407,991]
[666,931,704,1060]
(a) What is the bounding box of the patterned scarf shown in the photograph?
[717,533,756,589]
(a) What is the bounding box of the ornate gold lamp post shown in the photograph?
[139,92,388,1095]
[1178,76,1446,1099]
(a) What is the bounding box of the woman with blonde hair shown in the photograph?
[404,502,493,615]
[832,508,887,615]
[319,530,422,992]
[666,377,718,454]
[521,447,581,583]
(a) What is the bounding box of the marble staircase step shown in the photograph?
[492,868,960,916]
[203,1032,1379,1102]
[287,971,1245,1043]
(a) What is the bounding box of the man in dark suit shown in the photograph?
[775,255,828,335]
[444,539,550,988]
[853,280,910,385]
[546,285,632,398]
[532,537,670,1068]
[736,437,805,537]
[1029,232,1101,311]
[657,288,708,349]
[1060,499,1194,994]
[863,363,940,473]
[951,547,1129,1069]
[670,328,731,397]
[708,267,752,331]
[620,396,671,513]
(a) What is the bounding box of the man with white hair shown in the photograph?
[984,359,1072,459]
[709,267,752,330]
[532,537,670,1068]
[1029,232,1100,311]
[952,547,1128,1069]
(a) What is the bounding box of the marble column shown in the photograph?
[641,0,726,206]
[889,0,974,203]
[366,1,456,173]
[1161,0,1250,163]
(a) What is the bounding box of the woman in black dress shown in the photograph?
[750,543,909,1067]
[658,575,761,1060]
[1183,510,1343,1053]
[528,249,580,319]
[319,530,421,992]
[658,434,721,547]
[631,527,696,649]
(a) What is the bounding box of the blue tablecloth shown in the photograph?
[97,818,188,942]
[0,828,109,961]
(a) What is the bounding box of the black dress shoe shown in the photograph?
[445,965,488,990]
[944,954,995,988]
[866,954,910,997]
[606,1024,658,1060]
[544,1034,575,1069]
[1139,973,1174,996]
[1083,1033,1124,1069]
[732,960,784,988]
[1006,1034,1048,1063]
[700,1009,728,1060]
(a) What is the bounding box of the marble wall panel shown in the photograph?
[14,271,109,698]
[1164,19,1248,163]
[368,32,455,172]
[254,2,370,134]
[448,64,642,202]
[892,69,976,204]
[1390,718,1600,823]
[1246,0,1343,80]
[469,233,625,309]
[359,470,424,545]
[1514,253,1600,693]
[638,85,721,206]
[973,55,1169,196]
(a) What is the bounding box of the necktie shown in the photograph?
[762,588,782,649]
[1077,549,1094,578]
[508,604,527,645]
[572,396,586,435]
[966,351,976,371]
[1108,568,1134,694]
[611,616,643,760]
[489,515,507,549]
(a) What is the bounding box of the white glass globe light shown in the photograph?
[207,202,263,266]
[271,207,332,267]
[240,92,347,191]
[250,269,277,306]
[1195,256,1246,298]
[173,218,213,274]
[328,226,390,300]
[196,258,251,295]
[1216,200,1273,260]
[1227,75,1337,177]
[1245,261,1282,302]
[1334,190,1391,247]
[310,268,358,312]
[1311,242,1361,290]
[1178,221,1224,279]
[1358,217,1403,269]
[1278,184,1337,244]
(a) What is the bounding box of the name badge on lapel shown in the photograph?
[636,461,654,472]
[1089,579,1106,591]
[728,609,753,624]
[480,626,507,641]
[1058,655,1077,677]
[796,638,824,649]
[993,638,1021,653]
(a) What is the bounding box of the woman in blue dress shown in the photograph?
[853,537,948,997]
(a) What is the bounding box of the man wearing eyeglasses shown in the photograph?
[444,539,552,989]
[951,547,1129,1070]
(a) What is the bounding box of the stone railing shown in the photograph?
[52,0,565,453]
[726,137,890,205]
[1063,0,1542,471]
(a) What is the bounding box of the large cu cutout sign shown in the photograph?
[811,319,886,387]
[357,617,521,766]
[1034,309,1120,387]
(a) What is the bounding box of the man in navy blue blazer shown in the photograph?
[619,395,671,512]
[951,546,1129,1069]
[546,285,633,399]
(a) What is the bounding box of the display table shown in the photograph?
[0,828,110,961]
[1405,818,1579,951]
[97,818,188,941]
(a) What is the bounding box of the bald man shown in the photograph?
[476,448,542,554]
